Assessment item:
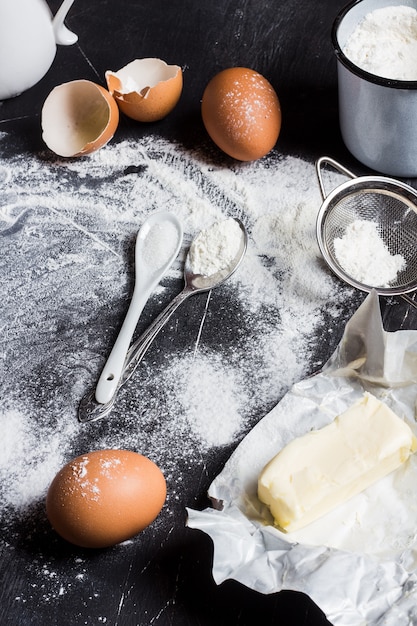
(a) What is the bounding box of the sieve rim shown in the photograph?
[316,161,417,297]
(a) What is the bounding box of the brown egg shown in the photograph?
[105,58,183,122]
[46,449,166,548]
[201,67,281,161]
[41,80,119,157]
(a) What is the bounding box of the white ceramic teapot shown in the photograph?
[0,0,77,100]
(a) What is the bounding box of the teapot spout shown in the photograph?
[53,0,78,45]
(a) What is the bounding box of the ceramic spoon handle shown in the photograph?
[95,284,153,404]
[121,286,193,385]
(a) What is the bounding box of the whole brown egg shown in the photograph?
[201,67,281,161]
[46,449,166,548]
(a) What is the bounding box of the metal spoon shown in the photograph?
[94,211,183,405]
[78,217,248,423]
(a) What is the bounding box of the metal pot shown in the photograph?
[332,0,417,177]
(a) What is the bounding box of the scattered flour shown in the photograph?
[0,137,354,508]
[165,353,245,447]
[343,5,417,80]
[0,133,357,605]
[0,137,354,514]
[0,409,78,509]
[334,219,406,287]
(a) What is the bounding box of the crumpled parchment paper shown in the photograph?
[187,291,417,625]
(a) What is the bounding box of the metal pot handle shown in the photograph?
[315,156,356,200]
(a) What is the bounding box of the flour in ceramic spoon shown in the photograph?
[142,220,179,270]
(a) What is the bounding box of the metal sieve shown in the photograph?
[316,156,417,309]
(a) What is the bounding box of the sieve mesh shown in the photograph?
[316,158,417,297]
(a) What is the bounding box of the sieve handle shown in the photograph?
[316,156,357,200]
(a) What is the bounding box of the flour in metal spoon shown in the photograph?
[188,217,242,276]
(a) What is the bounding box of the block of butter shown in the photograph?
[258,392,417,533]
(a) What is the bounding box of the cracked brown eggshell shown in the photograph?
[105,58,183,122]
[41,80,119,157]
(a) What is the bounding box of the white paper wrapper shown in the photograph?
[187,291,417,625]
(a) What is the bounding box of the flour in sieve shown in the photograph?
[334,219,406,287]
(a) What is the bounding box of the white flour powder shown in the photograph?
[334,219,406,287]
[343,5,417,80]
[188,217,242,276]
[142,219,180,270]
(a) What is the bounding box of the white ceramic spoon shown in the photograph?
[78,218,247,423]
[94,211,183,405]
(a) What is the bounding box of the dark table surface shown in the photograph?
[1,1,417,625]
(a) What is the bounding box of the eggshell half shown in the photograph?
[46,449,166,548]
[201,67,282,161]
[105,58,183,122]
[41,80,119,157]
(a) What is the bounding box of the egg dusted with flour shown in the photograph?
[201,67,281,161]
[46,449,166,548]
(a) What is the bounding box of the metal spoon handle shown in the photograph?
[78,217,248,423]
[78,286,193,423]
[121,285,193,385]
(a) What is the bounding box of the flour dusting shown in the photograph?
[0,133,355,604]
